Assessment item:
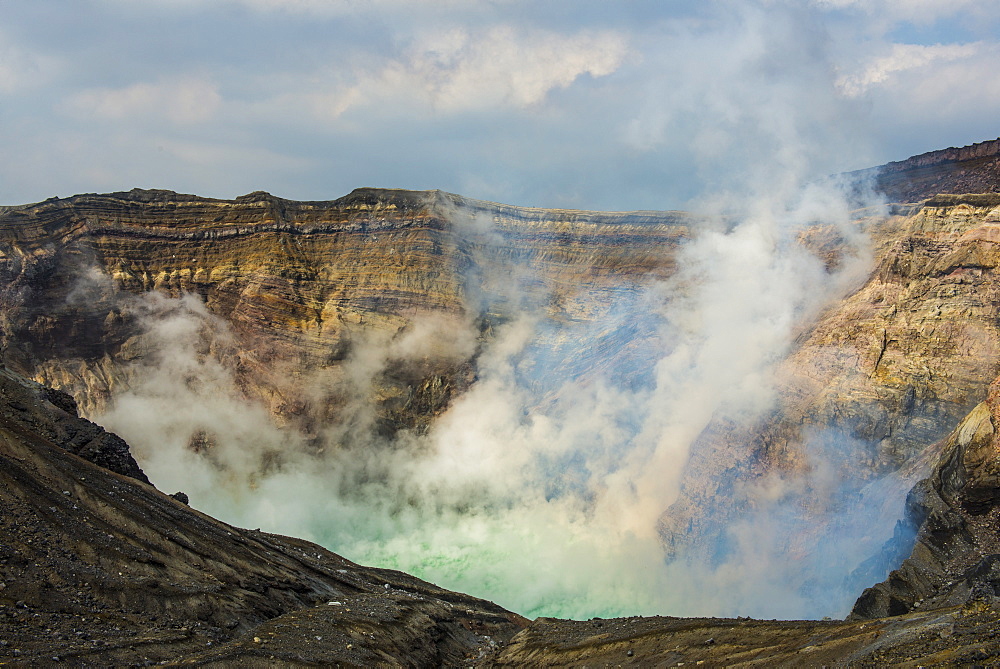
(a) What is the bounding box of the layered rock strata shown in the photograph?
[661,195,1000,566]
[7,184,1000,590]
[0,188,689,437]
[849,137,1000,203]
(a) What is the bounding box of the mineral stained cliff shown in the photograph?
[662,193,1000,565]
[851,369,1000,620]
[0,187,688,432]
[659,142,1000,587]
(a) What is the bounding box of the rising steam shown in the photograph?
[95,175,890,621]
[94,3,906,620]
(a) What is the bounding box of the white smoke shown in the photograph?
[93,178,879,621]
[92,1,900,621]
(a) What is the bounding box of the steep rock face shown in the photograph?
[850,370,1000,619]
[660,195,1000,565]
[850,137,1000,203]
[786,196,1000,465]
[0,365,148,483]
[0,188,689,434]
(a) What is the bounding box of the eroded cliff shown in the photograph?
[661,195,1000,578]
[0,187,689,435]
[853,137,1000,203]
[851,368,1000,620]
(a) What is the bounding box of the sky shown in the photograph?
[1,0,999,211]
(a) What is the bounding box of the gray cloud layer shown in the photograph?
[1,0,999,209]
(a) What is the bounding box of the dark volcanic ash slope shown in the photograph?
[486,602,1000,667]
[5,361,1000,667]
[0,364,527,666]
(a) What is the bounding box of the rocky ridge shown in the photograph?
[0,367,148,484]
[851,368,1000,620]
[852,137,1000,204]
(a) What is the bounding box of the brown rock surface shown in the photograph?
[0,367,148,484]
[850,137,1000,203]
[660,195,1000,567]
[0,187,689,431]
[850,368,1000,620]
[485,604,1000,667]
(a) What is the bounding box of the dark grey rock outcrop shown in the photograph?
[0,366,149,483]
[851,395,1000,619]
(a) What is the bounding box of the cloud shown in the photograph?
[153,136,312,172]
[837,42,984,97]
[399,25,628,111]
[315,25,629,118]
[905,50,1000,116]
[621,2,873,201]
[812,0,1000,25]
[67,77,222,124]
[100,0,476,15]
[0,30,59,94]
[2,1,999,208]
[829,37,1000,155]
